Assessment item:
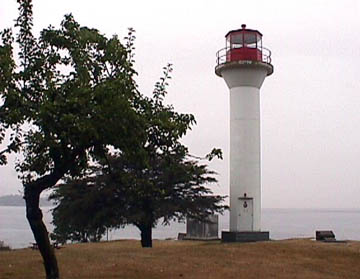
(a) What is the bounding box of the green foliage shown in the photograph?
[50,65,227,247]
[50,176,119,243]
[0,0,144,185]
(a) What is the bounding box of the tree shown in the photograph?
[50,65,227,248]
[107,151,226,248]
[50,175,119,244]
[0,1,144,278]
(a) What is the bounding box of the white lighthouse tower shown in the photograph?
[216,24,273,242]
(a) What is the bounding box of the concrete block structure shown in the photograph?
[185,215,219,240]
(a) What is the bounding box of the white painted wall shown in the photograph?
[218,64,270,231]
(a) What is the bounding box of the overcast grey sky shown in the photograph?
[1,0,360,208]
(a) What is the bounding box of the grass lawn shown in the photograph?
[1,238,360,279]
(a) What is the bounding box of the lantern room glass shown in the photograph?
[225,30,263,63]
[226,31,262,50]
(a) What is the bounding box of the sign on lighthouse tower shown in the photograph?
[216,24,273,242]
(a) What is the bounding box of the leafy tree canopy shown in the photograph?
[2,12,144,185]
[50,65,227,248]
[50,175,119,243]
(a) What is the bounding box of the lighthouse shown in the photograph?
[216,24,273,242]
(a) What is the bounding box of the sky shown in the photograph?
[1,0,360,208]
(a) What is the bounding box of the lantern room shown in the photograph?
[216,24,272,66]
[226,24,262,62]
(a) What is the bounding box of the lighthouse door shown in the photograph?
[237,197,253,231]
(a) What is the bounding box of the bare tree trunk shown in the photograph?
[25,188,59,279]
[140,223,152,248]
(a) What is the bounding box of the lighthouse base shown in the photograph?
[221,231,270,242]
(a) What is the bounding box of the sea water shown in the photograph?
[1,206,360,249]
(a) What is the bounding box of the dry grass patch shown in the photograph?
[1,239,360,279]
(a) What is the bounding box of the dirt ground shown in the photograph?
[1,238,360,279]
